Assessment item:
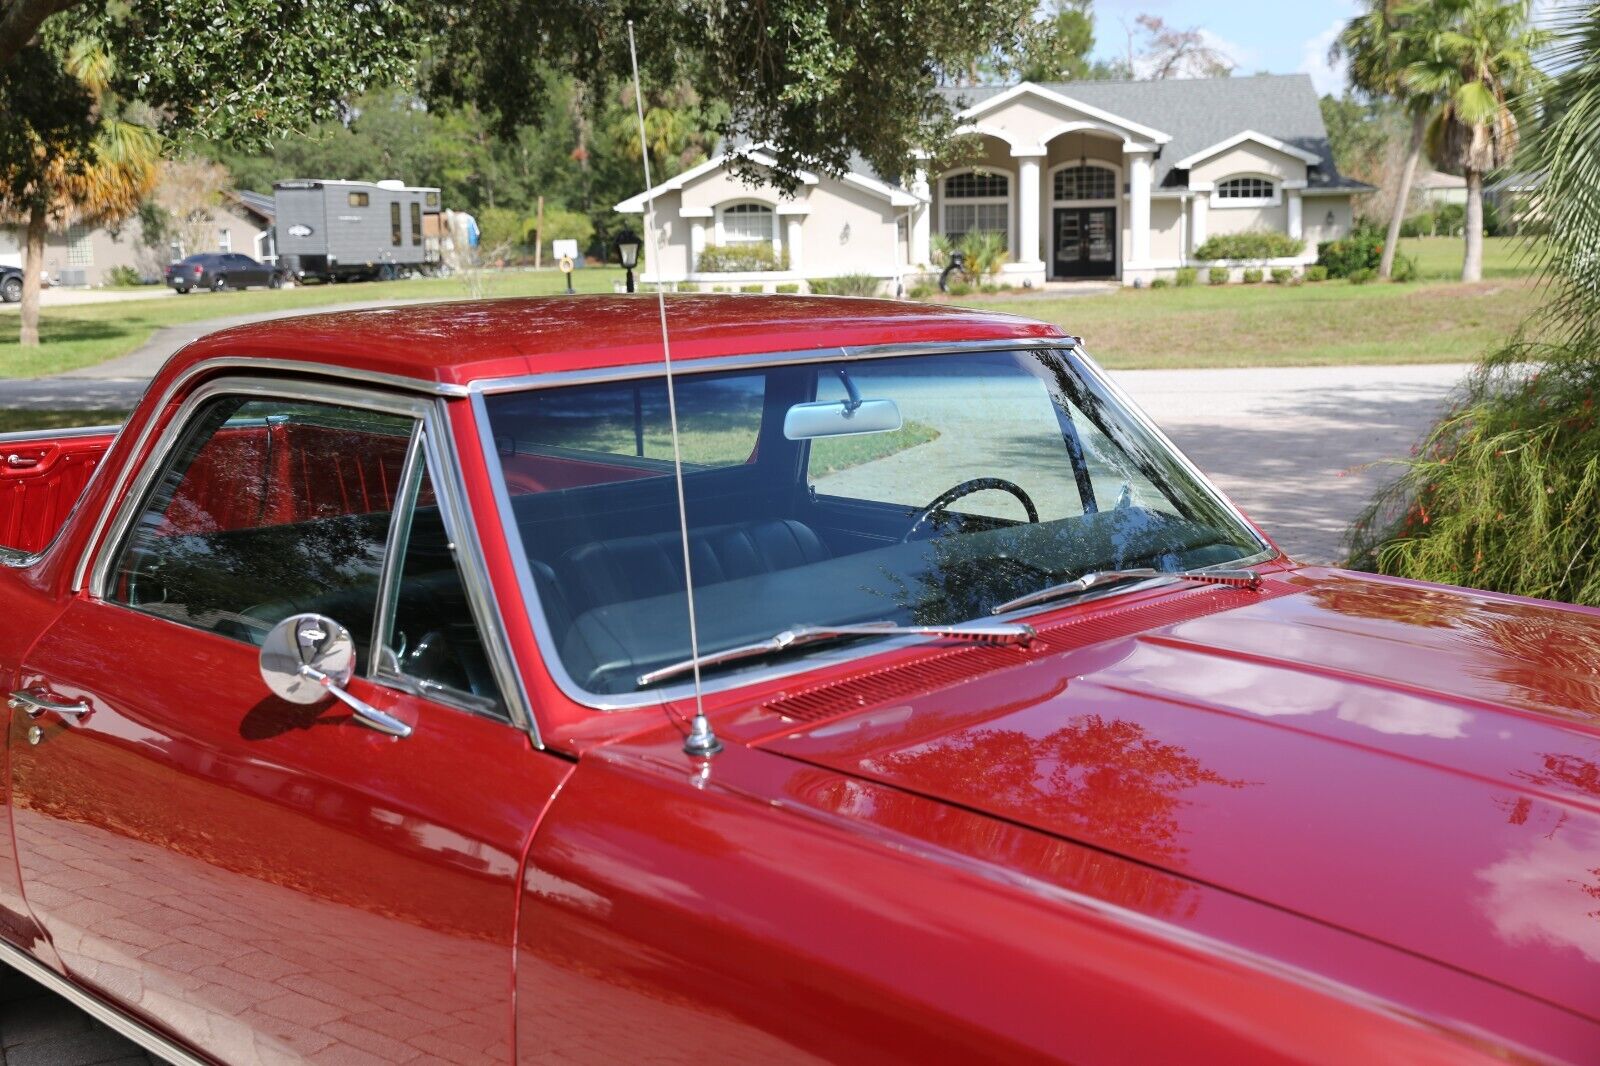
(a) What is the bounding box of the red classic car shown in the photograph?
[0,295,1595,1065]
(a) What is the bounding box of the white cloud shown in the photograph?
[1297,18,1349,95]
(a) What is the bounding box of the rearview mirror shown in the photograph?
[259,613,412,737]
[784,398,902,440]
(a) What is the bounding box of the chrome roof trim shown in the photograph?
[465,335,1069,395]
[70,356,464,592]
[0,937,210,1066]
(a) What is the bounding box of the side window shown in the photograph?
[109,397,414,652]
[391,202,402,247]
[377,465,503,714]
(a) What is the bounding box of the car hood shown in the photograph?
[756,568,1600,1023]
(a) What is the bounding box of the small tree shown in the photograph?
[151,157,231,260]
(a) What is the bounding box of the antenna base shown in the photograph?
[683,714,723,758]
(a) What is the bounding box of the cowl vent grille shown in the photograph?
[763,579,1299,725]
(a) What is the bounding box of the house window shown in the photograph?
[1214,176,1279,207]
[391,202,402,246]
[941,169,1011,245]
[1053,165,1117,202]
[719,202,776,245]
[66,224,92,266]
[217,228,232,253]
[348,191,370,207]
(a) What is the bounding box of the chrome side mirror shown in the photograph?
[259,614,412,738]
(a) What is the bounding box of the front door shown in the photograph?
[10,387,571,1062]
[1052,207,1117,279]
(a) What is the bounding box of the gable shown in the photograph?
[957,82,1169,150]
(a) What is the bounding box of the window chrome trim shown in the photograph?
[468,339,1276,714]
[426,397,541,743]
[71,357,466,593]
[371,421,429,670]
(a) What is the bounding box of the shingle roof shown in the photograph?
[230,189,276,221]
[937,74,1369,191]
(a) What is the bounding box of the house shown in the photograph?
[617,74,1370,288]
[0,191,273,286]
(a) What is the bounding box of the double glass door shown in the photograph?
[1053,207,1117,278]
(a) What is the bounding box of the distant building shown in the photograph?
[0,192,273,286]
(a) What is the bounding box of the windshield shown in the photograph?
[482,347,1269,697]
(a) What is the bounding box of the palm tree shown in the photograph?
[6,41,160,347]
[1404,0,1545,282]
[1333,1,1445,280]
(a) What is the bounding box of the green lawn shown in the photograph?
[0,267,625,379]
[957,273,1537,370]
[1395,234,1539,281]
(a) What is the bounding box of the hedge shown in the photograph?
[1193,231,1305,260]
[696,242,789,272]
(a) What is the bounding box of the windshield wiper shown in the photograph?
[637,620,1035,688]
[990,567,1261,616]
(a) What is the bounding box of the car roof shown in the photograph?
[168,295,1070,390]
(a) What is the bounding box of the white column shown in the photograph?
[689,219,706,271]
[910,167,932,268]
[1128,150,1152,265]
[785,215,803,273]
[1287,190,1304,241]
[1190,192,1208,252]
[1016,154,1044,265]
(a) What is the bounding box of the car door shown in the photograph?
[9,380,570,1063]
[232,254,266,286]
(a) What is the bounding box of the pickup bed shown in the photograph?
[0,426,117,556]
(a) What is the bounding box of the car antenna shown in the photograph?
[628,20,721,758]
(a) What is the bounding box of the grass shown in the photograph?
[810,421,940,475]
[1396,234,1540,281]
[957,274,1539,371]
[0,267,625,379]
[0,409,127,432]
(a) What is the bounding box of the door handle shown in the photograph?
[5,454,40,469]
[8,690,91,720]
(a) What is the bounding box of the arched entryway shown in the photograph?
[1048,160,1119,279]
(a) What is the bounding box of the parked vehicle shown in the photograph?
[274,178,444,283]
[0,265,21,303]
[0,295,1595,1065]
[164,252,282,294]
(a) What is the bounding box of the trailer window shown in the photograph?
[411,202,422,245]
[391,202,402,246]
[348,191,369,207]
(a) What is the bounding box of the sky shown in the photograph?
[1085,0,1361,94]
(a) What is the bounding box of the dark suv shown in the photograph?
[165,253,282,294]
[0,265,21,303]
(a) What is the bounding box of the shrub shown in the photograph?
[1305,265,1329,282]
[1398,214,1431,239]
[678,282,699,292]
[906,282,934,299]
[696,242,789,272]
[1241,268,1263,284]
[1346,267,1377,284]
[1432,202,1466,236]
[736,284,761,293]
[928,233,952,268]
[1207,267,1230,285]
[105,265,143,287]
[1270,267,1294,284]
[1390,253,1419,283]
[808,274,880,297]
[775,283,800,294]
[1174,267,1198,287]
[945,281,972,296]
[1192,230,1305,260]
[1317,230,1384,278]
[1149,277,1170,289]
[955,230,1008,280]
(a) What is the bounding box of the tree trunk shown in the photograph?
[1463,168,1484,283]
[19,204,47,348]
[1381,110,1426,280]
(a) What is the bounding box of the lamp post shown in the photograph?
[613,226,641,293]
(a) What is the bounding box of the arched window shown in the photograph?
[1213,176,1279,207]
[1053,164,1118,202]
[941,169,1011,244]
[718,202,777,245]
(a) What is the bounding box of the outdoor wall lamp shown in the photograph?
[614,227,641,293]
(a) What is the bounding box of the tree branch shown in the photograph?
[0,0,82,66]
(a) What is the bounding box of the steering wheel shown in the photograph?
[902,477,1040,543]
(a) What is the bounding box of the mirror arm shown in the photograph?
[299,665,413,738]
[834,367,863,412]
